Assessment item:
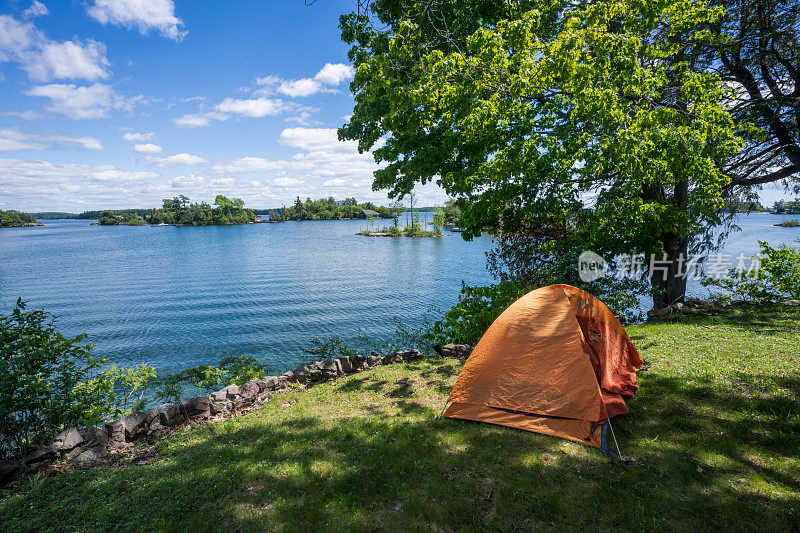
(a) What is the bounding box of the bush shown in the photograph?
[154,355,269,403]
[0,300,154,460]
[704,239,800,302]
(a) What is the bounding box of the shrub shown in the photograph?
[154,355,268,403]
[0,300,154,460]
[302,335,359,361]
[703,239,800,302]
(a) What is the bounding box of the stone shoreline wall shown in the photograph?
[1,344,474,484]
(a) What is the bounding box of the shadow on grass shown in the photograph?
[2,358,798,532]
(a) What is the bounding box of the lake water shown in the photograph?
[1,213,798,375]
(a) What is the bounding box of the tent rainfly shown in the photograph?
[443,284,643,457]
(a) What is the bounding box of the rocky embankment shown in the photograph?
[1,344,474,484]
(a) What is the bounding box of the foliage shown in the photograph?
[423,282,529,347]
[0,300,153,460]
[154,355,268,403]
[97,364,157,419]
[702,0,800,190]
[772,199,800,214]
[0,210,38,228]
[340,0,743,307]
[97,211,147,226]
[146,194,256,226]
[777,219,799,227]
[431,207,445,236]
[302,335,360,361]
[277,196,392,221]
[703,239,800,302]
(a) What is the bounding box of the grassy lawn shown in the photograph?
[1,305,799,531]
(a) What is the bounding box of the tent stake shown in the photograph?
[608,419,623,461]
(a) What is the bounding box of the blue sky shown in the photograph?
[0,1,792,212]
[0,0,448,211]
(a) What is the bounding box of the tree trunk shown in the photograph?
[651,234,689,309]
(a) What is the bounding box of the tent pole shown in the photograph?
[436,402,448,420]
[608,419,623,460]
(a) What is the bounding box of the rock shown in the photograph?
[158,403,180,426]
[337,356,354,373]
[145,403,179,430]
[366,355,382,367]
[257,388,273,402]
[283,370,297,383]
[63,444,88,462]
[180,396,210,419]
[305,368,323,383]
[24,446,55,465]
[382,352,404,365]
[351,354,367,365]
[291,365,310,383]
[223,384,240,400]
[189,396,211,418]
[0,460,20,484]
[51,427,84,452]
[262,376,279,390]
[209,389,227,402]
[780,299,800,306]
[114,411,147,441]
[106,420,126,444]
[647,307,672,321]
[440,344,473,358]
[78,426,108,447]
[320,358,342,378]
[71,443,107,465]
[240,380,260,402]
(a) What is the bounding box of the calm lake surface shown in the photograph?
[1,213,798,375]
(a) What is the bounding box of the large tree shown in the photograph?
[708,0,800,191]
[340,0,745,307]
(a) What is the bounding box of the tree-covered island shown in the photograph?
[0,210,43,228]
[96,195,257,226]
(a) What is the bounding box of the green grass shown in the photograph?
[2,305,799,531]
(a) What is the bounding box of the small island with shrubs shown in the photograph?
[0,210,43,228]
[358,198,461,238]
[775,219,799,227]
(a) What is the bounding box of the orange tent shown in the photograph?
[443,284,642,455]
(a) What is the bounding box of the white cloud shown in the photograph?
[146,152,208,166]
[0,158,162,211]
[215,156,296,174]
[122,131,154,142]
[172,111,227,128]
[209,177,235,188]
[169,173,204,188]
[23,1,49,19]
[216,97,288,118]
[25,39,110,82]
[26,83,126,119]
[278,78,321,98]
[278,127,358,153]
[172,113,211,127]
[257,63,354,99]
[0,15,111,82]
[133,142,162,154]
[314,63,354,86]
[322,178,350,187]
[273,176,305,187]
[86,0,186,41]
